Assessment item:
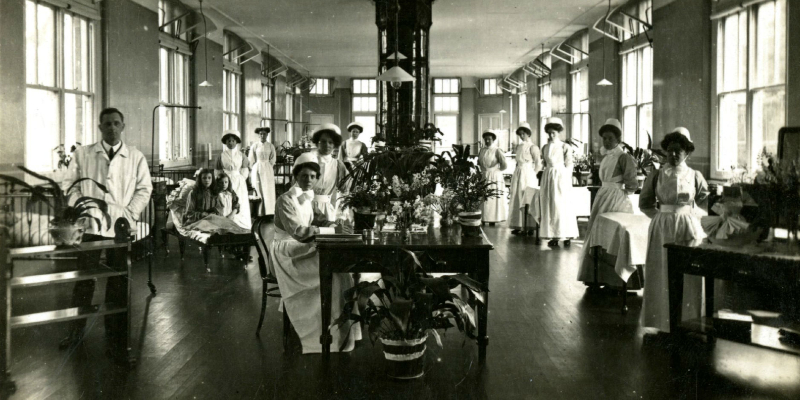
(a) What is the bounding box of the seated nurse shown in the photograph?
[268,157,360,353]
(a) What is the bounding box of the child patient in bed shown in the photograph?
[214,173,240,220]
[184,169,219,225]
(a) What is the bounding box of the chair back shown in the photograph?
[252,215,275,279]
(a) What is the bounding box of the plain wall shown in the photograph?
[0,0,25,170]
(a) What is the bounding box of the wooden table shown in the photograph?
[1,239,134,391]
[317,226,494,362]
[667,240,800,355]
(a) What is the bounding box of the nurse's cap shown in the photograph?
[346,122,364,133]
[671,127,693,143]
[516,122,532,135]
[545,117,564,127]
[293,151,318,168]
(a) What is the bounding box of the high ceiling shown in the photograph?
[175,0,617,78]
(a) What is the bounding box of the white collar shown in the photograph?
[292,185,314,198]
[317,152,333,164]
[600,144,623,156]
[102,140,122,152]
[664,161,689,175]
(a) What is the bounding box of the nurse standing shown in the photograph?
[539,117,579,246]
[340,122,369,170]
[215,130,252,229]
[303,123,349,223]
[639,127,708,333]
[248,127,277,215]
[576,119,639,286]
[478,131,508,224]
[508,122,541,234]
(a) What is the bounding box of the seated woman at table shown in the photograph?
[508,122,541,235]
[478,130,508,225]
[639,127,709,333]
[577,119,638,288]
[268,159,359,353]
[539,117,579,246]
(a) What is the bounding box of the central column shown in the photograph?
[375,0,433,147]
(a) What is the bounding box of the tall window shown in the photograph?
[285,90,294,144]
[261,80,273,129]
[715,0,786,175]
[432,78,460,153]
[352,79,378,147]
[622,0,653,41]
[309,78,330,96]
[482,79,500,96]
[158,0,191,165]
[223,32,242,132]
[621,46,653,148]
[571,68,590,154]
[25,0,98,172]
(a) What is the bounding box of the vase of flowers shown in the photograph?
[449,172,502,237]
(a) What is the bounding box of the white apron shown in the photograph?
[268,190,359,353]
[478,146,507,222]
[641,164,706,332]
[218,146,252,229]
[539,140,579,239]
[312,152,341,222]
[249,141,276,215]
[577,145,638,285]
[508,141,538,230]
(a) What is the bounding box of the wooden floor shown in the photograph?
[6,226,800,399]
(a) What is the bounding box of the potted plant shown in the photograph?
[340,179,393,230]
[622,133,662,189]
[572,153,592,186]
[333,248,485,379]
[449,171,502,237]
[0,166,112,246]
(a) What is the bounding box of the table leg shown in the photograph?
[705,277,716,347]
[593,247,599,285]
[668,254,685,336]
[319,257,333,360]
[0,243,12,390]
[523,205,528,235]
[622,280,628,314]
[473,253,490,364]
[107,244,135,365]
[202,246,211,272]
[148,234,156,294]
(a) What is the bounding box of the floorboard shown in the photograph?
[5,225,800,399]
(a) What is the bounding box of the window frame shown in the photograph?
[481,78,501,96]
[25,0,101,172]
[570,68,590,154]
[309,78,332,96]
[352,78,378,114]
[261,78,273,130]
[710,0,787,180]
[620,45,653,150]
[158,46,192,167]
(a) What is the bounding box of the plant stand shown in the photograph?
[381,336,427,379]
[458,211,483,237]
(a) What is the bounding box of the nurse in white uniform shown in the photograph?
[340,122,369,170]
[269,158,359,353]
[478,130,508,224]
[539,117,579,247]
[214,130,252,229]
[507,122,541,234]
[307,123,349,223]
[248,127,277,215]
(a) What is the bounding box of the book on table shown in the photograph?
[315,234,363,242]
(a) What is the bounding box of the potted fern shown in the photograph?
[333,249,485,379]
[0,166,111,246]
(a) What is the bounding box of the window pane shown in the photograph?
[721,13,747,92]
[435,115,458,154]
[434,79,442,94]
[640,47,653,103]
[622,106,637,146]
[368,97,377,112]
[159,48,169,102]
[751,87,785,158]
[36,3,56,87]
[353,79,362,94]
[159,107,172,160]
[64,93,92,151]
[754,0,786,87]
[26,1,37,84]
[718,92,748,169]
[434,96,442,112]
[369,80,377,94]
[64,13,74,90]
[638,103,653,148]
[622,52,637,106]
[26,89,59,171]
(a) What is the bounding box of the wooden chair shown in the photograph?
[251,216,289,348]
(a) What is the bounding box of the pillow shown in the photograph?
[166,178,195,211]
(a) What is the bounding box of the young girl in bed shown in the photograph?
[184,169,219,224]
[215,173,240,220]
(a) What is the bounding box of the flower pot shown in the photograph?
[380,336,427,379]
[636,175,646,190]
[353,210,379,231]
[458,211,483,237]
[48,222,85,246]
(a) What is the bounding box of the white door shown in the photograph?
[434,115,458,154]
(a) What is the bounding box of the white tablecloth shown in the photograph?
[585,212,651,282]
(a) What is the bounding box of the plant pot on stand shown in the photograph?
[48,221,86,246]
[380,336,427,379]
[353,210,380,231]
[458,210,483,237]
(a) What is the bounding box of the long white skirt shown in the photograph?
[269,236,360,353]
[228,171,252,229]
[507,162,537,229]
[576,187,634,285]
[252,160,276,215]
[640,210,706,332]
[539,166,579,238]
[482,168,507,222]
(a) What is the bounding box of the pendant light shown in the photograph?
[597,0,613,86]
[377,0,414,89]
[198,0,212,87]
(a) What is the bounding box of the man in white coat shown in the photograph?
[60,108,153,351]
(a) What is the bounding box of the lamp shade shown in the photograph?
[597,78,613,86]
[378,66,415,83]
[386,51,407,60]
